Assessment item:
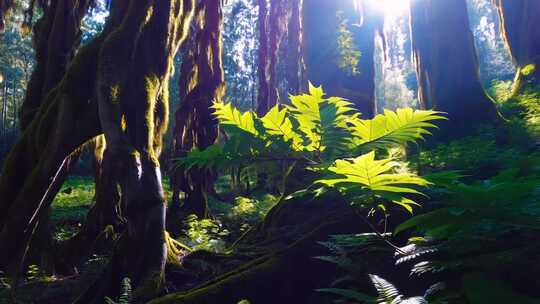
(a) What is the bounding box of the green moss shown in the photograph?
[51,176,95,223]
[521,64,536,76]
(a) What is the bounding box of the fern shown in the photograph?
[177,85,444,214]
[391,154,540,303]
[316,151,430,213]
[348,108,445,152]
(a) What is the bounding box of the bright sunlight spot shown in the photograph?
[363,0,410,19]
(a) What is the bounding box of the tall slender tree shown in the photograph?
[286,0,305,95]
[410,0,498,129]
[171,0,225,219]
[256,0,270,116]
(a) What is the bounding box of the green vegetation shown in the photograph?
[310,81,540,303]
[1,0,539,302]
[51,176,95,223]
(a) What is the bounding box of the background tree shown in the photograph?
[410,0,498,130]
[303,0,383,118]
[467,0,515,85]
[171,0,226,219]
[492,0,540,90]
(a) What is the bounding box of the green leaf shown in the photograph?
[212,101,259,136]
[316,151,430,213]
[260,104,303,149]
[174,144,224,170]
[463,273,538,304]
[349,108,446,150]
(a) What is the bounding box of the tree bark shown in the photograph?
[256,0,270,116]
[171,0,225,220]
[0,1,195,302]
[493,0,540,89]
[74,1,195,301]
[20,0,90,129]
[286,0,305,95]
[410,0,498,129]
[302,0,381,118]
[267,0,287,107]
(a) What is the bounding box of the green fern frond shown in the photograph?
[260,104,303,150]
[316,151,430,213]
[175,144,224,170]
[286,83,355,154]
[369,275,427,304]
[104,277,132,304]
[212,101,259,136]
[369,274,401,303]
[349,108,446,151]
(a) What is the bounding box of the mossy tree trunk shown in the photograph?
[74,1,195,301]
[21,0,91,128]
[170,0,225,220]
[59,136,125,269]
[257,0,302,114]
[0,1,195,302]
[493,0,540,89]
[410,0,498,130]
[0,22,104,278]
[14,0,92,274]
[303,0,382,118]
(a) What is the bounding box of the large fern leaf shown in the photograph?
[260,104,303,150]
[212,101,259,136]
[286,83,355,155]
[316,151,430,212]
[369,275,427,304]
[349,108,446,151]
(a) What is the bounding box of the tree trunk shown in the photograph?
[74,1,195,301]
[302,0,381,118]
[256,0,270,116]
[20,0,90,129]
[0,1,195,302]
[492,0,540,90]
[286,0,305,95]
[171,0,225,220]
[59,142,125,270]
[410,0,498,130]
[267,0,287,106]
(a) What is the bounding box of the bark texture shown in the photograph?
[493,0,540,89]
[256,0,270,116]
[0,1,195,302]
[16,0,93,274]
[171,0,225,219]
[286,0,305,95]
[410,0,498,128]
